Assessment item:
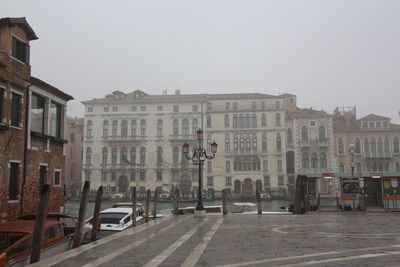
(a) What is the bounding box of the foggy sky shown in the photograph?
[2,0,400,122]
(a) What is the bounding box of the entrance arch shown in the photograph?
[234,180,241,194]
[118,175,128,195]
[243,178,253,196]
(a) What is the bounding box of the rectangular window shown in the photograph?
[54,170,61,186]
[310,121,316,127]
[130,171,136,181]
[104,107,109,112]
[192,105,198,112]
[233,102,238,110]
[49,101,62,138]
[11,36,29,64]
[362,122,368,128]
[225,176,232,185]
[261,101,266,109]
[207,176,213,186]
[263,175,270,185]
[369,121,374,128]
[278,175,285,186]
[157,106,163,111]
[87,107,93,113]
[102,171,107,181]
[140,171,145,181]
[173,105,179,112]
[8,162,19,200]
[131,106,137,111]
[156,171,162,181]
[31,94,45,133]
[376,121,381,128]
[11,93,21,127]
[140,106,146,111]
[225,102,230,110]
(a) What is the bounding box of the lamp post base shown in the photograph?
[194,209,206,218]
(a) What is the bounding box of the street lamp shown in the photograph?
[348,143,355,177]
[182,129,217,217]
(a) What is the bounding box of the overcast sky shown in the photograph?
[2,0,400,122]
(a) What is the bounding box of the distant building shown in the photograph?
[0,17,72,221]
[64,117,84,198]
[333,107,400,206]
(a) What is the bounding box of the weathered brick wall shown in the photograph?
[22,136,65,215]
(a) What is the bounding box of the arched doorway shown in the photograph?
[118,175,128,195]
[243,178,253,196]
[180,175,191,199]
[234,180,241,194]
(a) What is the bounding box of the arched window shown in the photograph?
[86,120,92,137]
[130,147,136,164]
[112,120,118,136]
[277,160,282,172]
[287,128,293,144]
[156,146,163,165]
[239,114,244,128]
[131,120,137,136]
[251,114,257,127]
[261,114,267,127]
[102,120,109,137]
[356,163,362,172]
[377,138,383,152]
[252,134,257,150]
[233,135,238,152]
[396,162,400,172]
[224,114,229,128]
[86,147,92,165]
[139,147,146,166]
[225,135,230,152]
[339,162,345,173]
[140,120,146,136]
[394,138,399,154]
[319,126,326,140]
[111,148,117,165]
[192,118,198,134]
[245,114,251,128]
[233,114,238,128]
[263,160,268,172]
[246,135,251,151]
[102,147,108,165]
[301,126,308,141]
[276,133,282,151]
[239,135,245,151]
[275,113,281,127]
[371,138,376,153]
[355,138,361,154]
[311,153,318,168]
[364,138,369,153]
[182,119,189,135]
[320,152,327,168]
[121,120,128,137]
[226,161,231,172]
[173,146,179,165]
[157,119,163,136]
[262,134,267,152]
[338,138,344,154]
[302,153,309,169]
[173,119,179,135]
[120,147,127,165]
[384,138,389,153]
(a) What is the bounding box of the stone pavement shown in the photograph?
[30,212,400,267]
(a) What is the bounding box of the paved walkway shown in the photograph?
[31,212,400,266]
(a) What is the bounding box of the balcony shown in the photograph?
[103,135,146,142]
[225,149,264,156]
[169,134,197,141]
[317,138,329,147]
[362,152,392,159]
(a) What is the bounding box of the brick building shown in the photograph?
[0,17,72,221]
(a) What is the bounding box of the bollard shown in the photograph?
[153,188,158,220]
[73,181,90,248]
[256,189,262,215]
[132,187,137,227]
[91,186,103,242]
[222,189,227,215]
[30,185,50,264]
[145,189,150,222]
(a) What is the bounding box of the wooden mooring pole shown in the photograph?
[131,187,137,227]
[256,189,262,215]
[145,189,150,223]
[30,184,50,264]
[153,188,158,220]
[73,181,90,248]
[91,185,103,242]
[222,189,227,215]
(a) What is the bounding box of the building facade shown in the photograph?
[333,107,400,207]
[82,91,287,199]
[0,17,72,221]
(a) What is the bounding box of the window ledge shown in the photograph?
[7,200,19,204]
[31,131,68,144]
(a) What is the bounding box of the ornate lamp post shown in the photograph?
[182,129,217,217]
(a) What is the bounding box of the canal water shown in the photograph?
[64,199,289,219]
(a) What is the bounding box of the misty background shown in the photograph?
[2,0,399,122]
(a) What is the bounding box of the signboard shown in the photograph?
[342,178,360,194]
[391,179,398,188]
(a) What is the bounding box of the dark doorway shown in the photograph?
[118,175,128,195]
[180,176,191,199]
[234,180,241,194]
[242,178,253,196]
[364,178,382,206]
